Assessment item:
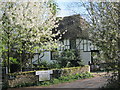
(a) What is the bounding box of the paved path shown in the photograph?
[8,73,108,90]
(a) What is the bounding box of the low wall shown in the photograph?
[8,73,38,87]
[8,65,90,87]
[52,65,90,78]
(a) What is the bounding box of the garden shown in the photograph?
[0,0,120,89]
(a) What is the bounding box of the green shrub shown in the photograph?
[59,76,70,81]
[33,60,61,69]
[47,61,61,69]
[14,82,36,88]
[57,72,93,83]
[40,81,51,86]
[2,82,9,90]
[101,73,120,88]
[52,78,60,84]
[57,49,83,68]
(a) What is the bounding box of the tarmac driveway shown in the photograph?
[45,76,107,88]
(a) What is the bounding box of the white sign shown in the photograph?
[36,70,53,81]
[38,73,50,81]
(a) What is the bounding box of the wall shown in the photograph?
[32,38,98,65]
[80,50,91,65]
[76,39,91,65]
[33,51,52,64]
[8,65,90,87]
[8,72,38,88]
[32,39,70,63]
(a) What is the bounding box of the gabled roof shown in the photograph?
[57,14,90,39]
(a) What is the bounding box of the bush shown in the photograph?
[102,72,120,88]
[57,49,83,68]
[33,60,61,69]
[47,61,61,69]
[52,78,60,84]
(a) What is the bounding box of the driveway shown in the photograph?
[8,72,108,90]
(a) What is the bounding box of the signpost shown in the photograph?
[36,70,53,81]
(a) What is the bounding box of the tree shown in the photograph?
[82,2,120,87]
[0,0,62,73]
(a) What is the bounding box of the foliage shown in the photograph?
[57,49,83,68]
[47,61,61,69]
[82,2,120,87]
[91,52,101,65]
[100,72,120,89]
[2,82,9,90]
[9,57,18,64]
[0,0,62,73]
[33,49,83,69]
[33,60,61,69]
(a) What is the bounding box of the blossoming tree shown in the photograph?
[83,2,120,87]
[0,0,62,73]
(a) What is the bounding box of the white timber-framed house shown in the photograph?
[32,14,99,65]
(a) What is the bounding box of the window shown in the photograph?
[70,39,76,49]
[63,39,70,50]
[83,40,89,51]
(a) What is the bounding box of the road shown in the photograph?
[8,73,108,90]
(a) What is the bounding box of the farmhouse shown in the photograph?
[32,14,98,65]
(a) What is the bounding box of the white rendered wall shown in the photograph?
[32,39,96,65]
[76,39,91,65]
[80,50,91,65]
[41,51,52,62]
[32,51,52,64]
[32,49,91,65]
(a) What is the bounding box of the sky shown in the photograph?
[55,0,88,19]
[56,0,82,2]
[0,0,89,21]
[55,0,119,18]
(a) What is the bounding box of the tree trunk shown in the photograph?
[30,53,33,70]
[7,35,10,73]
[20,53,22,72]
[117,2,120,84]
[118,31,120,83]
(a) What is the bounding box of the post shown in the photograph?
[7,36,10,73]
